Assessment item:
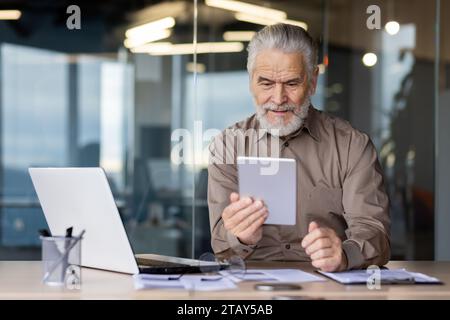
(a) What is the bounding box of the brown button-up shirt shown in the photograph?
[207,106,391,270]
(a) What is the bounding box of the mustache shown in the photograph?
[260,103,298,112]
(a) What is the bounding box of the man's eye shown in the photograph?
[261,82,273,87]
[287,82,299,87]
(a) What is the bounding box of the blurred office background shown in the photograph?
[0,0,449,261]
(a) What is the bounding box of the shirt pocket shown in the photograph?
[303,186,347,238]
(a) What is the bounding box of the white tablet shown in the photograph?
[237,156,296,225]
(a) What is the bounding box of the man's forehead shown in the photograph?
[253,49,305,78]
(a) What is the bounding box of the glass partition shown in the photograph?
[0,1,197,259]
[0,0,445,262]
[436,0,450,260]
[194,0,439,260]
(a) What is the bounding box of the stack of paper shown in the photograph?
[318,268,442,285]
[133,274,237,291]
[133,269,326,291]
[221,268,326,283]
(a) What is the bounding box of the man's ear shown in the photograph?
[309,66,320,96]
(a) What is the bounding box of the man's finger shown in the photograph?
[227,200,264,226]
[301,228,332,248]
[304,237,333,255]
[222,197,253,220]
[308,221,320,233]
[230,192,239,203]
[310,248,335,261]
[232,207,267,234]
[238,215,267,239]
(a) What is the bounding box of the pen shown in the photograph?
[61,227,73,282]
[382,278,416,284]
[141,277,181,281]
[243,271,265,275]
[39,229,51,237]
[201,276,223,281]
[140,273,184,281]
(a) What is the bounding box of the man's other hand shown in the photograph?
[302,221,348,272]
[221,192,268,245]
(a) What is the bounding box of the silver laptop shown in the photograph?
[29,167,221,275]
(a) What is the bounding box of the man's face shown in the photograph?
[250,49,317,135]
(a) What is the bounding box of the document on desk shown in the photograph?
[133,274,237,291]
[219,269,327,283]
[180,275,237,291]
[133,274,185,290]
[318,268,443,285]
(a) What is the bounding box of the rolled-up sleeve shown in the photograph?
[207,134,256,259]
[341,131,391,270]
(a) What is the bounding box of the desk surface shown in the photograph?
[1,261,449,300]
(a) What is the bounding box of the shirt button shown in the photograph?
[285,244,291,249]
[283,142,289,147]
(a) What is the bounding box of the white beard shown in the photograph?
[255,98,310,137]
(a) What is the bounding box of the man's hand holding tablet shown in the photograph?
[221,157,296,246]
[237,156,296,225]
[221,192,268,245]
[220,156,348,271]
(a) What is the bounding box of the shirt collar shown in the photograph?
[255,105,321,143]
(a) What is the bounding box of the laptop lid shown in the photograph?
[29,167,140,274]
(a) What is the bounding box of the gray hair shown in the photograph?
[247,23,318,79]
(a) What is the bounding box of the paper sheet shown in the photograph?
[219,269,326,283]
[133,274,237,291]
[318,268,442,284]
[133,274,185,290]
[134,269,326,291]
[180,275,237,291]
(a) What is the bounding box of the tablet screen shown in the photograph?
[237,156,296,225]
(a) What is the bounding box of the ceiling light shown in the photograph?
[0,10,21,20]
[133,42,244,55]
[186,62,206,73]
[205,0,286,20]
[223,31,255,42]
[318,63,326,74]
[385,21,400,35]
[124,29,172,49]
[125,17,175,39]
[235,13,307,30]
[362,53,377,67]
[283,19,308,30]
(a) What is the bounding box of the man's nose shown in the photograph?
[272,83,287,106]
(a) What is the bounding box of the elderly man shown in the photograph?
[207,24,390,272]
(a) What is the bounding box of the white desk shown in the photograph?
[0,261,449,299]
